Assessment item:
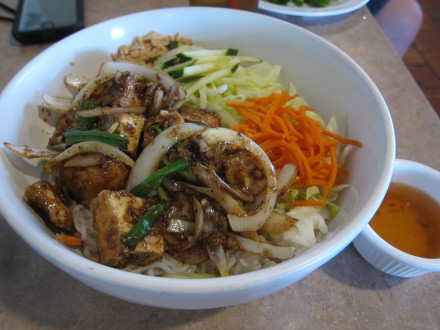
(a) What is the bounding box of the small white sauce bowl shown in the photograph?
[353,159,440,277]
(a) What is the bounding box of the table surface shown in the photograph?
[0,0,439,329]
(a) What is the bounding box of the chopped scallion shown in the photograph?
[163,156,198,182]
[63,130,129,149]
[130,158,190,197]
[71,100,97,129]
[121,200,167,250]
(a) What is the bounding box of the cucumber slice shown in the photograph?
[162,57,189,69]
[163,59,197,73]
[175,53,193,62]
[167,40,180,50]
[180,75,203,84]
[185,59,240,96]
[168,62,220,79]
[196,55,262,65]
[153,45,201,69]
[177,48,238,59]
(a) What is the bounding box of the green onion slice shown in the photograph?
[121,200,167,250]
[63,130,129,149]
[130,158,190,197]
[71,100,97,129]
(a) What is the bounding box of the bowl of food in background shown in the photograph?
[353,159,440,277]
[0,7,394,309]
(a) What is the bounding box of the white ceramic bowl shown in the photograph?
[0,7,395,309]
[353,159,440,277]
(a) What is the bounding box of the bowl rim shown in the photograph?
[361,158,440,270]
[0,6,396,305]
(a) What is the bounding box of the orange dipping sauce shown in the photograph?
[370,182,440,259]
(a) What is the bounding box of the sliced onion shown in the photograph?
[3,143,59,159]
[75,106,146,117]
[126,123,205,190]
[63,153,104,167]
[64,74,90,96]
[178,182,244,214]
[153,88,164,115]
[70,73,115,110]
[98,61,186,109]
[261,211,297,236]
[167,219,194,234]
[202,202,215,234]
[340,144,354,166]
[200,128,278,232]
[43,95,72,113]
[162,82,186,111]
[44,141,134,172]
[190,136,209,152]
[277,163,297,195]
[194,163,254,202]
[190,196,204,246]
[207,244,228,277]
[228,233,295,260]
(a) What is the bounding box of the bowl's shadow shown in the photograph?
[321,243,407,290]
[0,210,405,329]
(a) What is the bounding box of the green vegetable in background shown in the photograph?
[268,0,332,7]
[298,0,332,7]
[268,0,289,4]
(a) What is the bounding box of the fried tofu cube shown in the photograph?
[90,190,164,268]
[50,155,130,208]
[130,234,165,266]
[112,113,145,158]
[25,180,74,231]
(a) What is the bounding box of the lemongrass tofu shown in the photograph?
[177,105,221,128]
[48,111,75,146]
[24,180,74,231]
[90,190,164,267]
[49,154,130,208]
[88,72,143,108]
[105,113,145,158]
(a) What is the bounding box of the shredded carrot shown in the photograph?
[92,258,100,263]
[228,90,362,198]
[291,200,327,207]
[55,233,82,246]
[322,129,363,148]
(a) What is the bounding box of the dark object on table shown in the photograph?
[11,0,84,44]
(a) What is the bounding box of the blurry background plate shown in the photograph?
[258,0,369,17]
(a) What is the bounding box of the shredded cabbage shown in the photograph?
[182,62,286,126]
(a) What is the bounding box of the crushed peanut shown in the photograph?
[111,31,193,65]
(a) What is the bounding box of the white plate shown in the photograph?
[258,0,369,17]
